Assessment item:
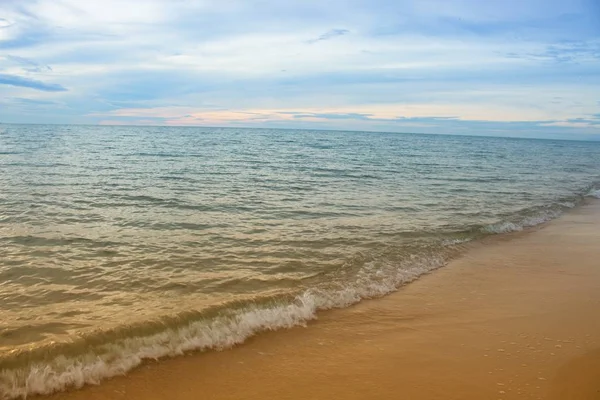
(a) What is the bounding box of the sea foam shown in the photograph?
[482,209,563,234]
[0,188,595,399]
[0,254,447,399]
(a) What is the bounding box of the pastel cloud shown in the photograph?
[95,104,600,138]
[0,0,599,139]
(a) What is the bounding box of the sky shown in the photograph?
[0,0,599,139]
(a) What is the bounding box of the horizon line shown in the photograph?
[1,121,599,143]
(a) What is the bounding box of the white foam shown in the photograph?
[482,221,523,234]
[441,238,472,246]
[558,201,576,209]
[520,210,561,227]
[0,256,446,399]
[482,209,562,234]
[589,189,600,199]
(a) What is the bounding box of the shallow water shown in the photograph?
[0,125,599,398]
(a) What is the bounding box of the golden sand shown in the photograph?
[52,201,600,400]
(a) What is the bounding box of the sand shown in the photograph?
[51,200,600,400]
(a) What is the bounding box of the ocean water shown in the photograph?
[1,124,599,398]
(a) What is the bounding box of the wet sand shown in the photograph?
[52,201,600,400]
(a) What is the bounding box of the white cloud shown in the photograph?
[1,0,599,137]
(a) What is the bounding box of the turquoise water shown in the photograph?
[1,124,599,398]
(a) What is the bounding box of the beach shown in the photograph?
[4,126,600,400]
[2,1,600,398]
[46,199,600,400]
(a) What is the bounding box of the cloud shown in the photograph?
[0,0,599,139]
[289,112,373,120]
[92,106,600,140]
[306,28,350,44]
[5,55,52,72]
[541,121,597,128]
[540,115,600,128]
[0,18,12,28]
[10,97,63,106]
[506,40,600,64]
[0,73,67,91]
[91,105,600,133]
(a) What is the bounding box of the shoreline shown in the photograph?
[45,199,600,400]
[6,199,590,399]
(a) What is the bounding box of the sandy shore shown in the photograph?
[52,201,600,400]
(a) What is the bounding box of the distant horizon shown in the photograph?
[3,121,600,142]
[1,1,599,139]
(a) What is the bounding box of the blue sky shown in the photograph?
[0,0,599,139]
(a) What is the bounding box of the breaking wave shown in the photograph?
[589,189,600,199]
[0,252,450,399]
[482,209,564,234]
[1,186,598,399]
[480,192,591,234]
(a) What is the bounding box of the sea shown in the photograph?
[1,124,599,398]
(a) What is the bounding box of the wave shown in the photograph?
[482,208,564,234]
[1,186,598,399]
[480,181,600,236]
[480,190,594,234]
[0,252,450,399]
